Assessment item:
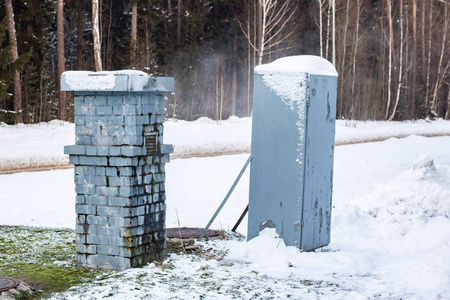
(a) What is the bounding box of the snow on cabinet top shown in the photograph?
[61,70,174,93]
[255,55,337,76]
[254,56,337,106]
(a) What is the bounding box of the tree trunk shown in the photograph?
[177,0,182,43]
[338,0,350,118]
[106,0,113,70]
[5,0,22,124]
[389,0,404,121]
[77,0,83,70]
[131,0,138,68]
[317,0,324,57]
[231,37,237,116]
[431,2,448,114]
[257,0,263,65]
[57,0,66,121]
[421,0,426,78]
[411,0,417,119]
[325,0,331,60]
[385,0,393,120]
[425,0,433,108]
[168,0,172,15]
[351,0,361,118]
[445,87,450,120]
[92,0,102,71]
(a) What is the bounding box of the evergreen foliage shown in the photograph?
[0,0,449,123]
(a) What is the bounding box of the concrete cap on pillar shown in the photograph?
[61,70,174,93]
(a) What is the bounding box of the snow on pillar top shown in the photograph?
[255,55,338,76]
[61,70,174,93]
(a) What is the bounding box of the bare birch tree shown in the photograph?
[388,0,404,121]
[316,0,327,57]
[385,0,394,120]
[431,1,449,113]
[92,0,102,71]
[239,0,297,65]
[5,0,22,123]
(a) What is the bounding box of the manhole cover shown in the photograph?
[0,277,19,293]
[167,227,219,239]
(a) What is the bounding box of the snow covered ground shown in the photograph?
[1,117,450,172]
[0,118,449,299]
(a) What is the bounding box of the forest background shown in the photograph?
[1,0,449,124]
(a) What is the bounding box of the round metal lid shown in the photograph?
[167,227,219,239]
[0,277,19,293]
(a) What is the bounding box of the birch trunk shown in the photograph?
[385,0,393,120]
[92,0,102,71]
[388,0,404,121]
[431,2,448,114]
[5,0,22,123]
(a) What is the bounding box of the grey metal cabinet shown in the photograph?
[247,56,337,251]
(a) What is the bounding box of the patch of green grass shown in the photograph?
[0,226,104,299]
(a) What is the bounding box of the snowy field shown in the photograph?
[1,117,450,172]
[0,118,449,299]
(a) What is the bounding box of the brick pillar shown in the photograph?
[62,71,174,270]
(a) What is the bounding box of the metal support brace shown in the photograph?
[198,155,253,241]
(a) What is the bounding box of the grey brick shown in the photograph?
[144,175,152,184]
[87,215,108,225]
[108,176,121,186]
[105,167,119,177]
[86,235,109,245]
[97,146,109,156]
[95,167,106,176]
[119,186,137,197]
[75,115,85,125]
[107,115,124,126]
[75,204,96,215]
[75,136,91,145]
[121,146,143,157]
[109,147,121,156]
[80,156,108,166]
[76,254,87,265]
[87,254,110,266]
[97,106,112,116]
[109,256,131,270]
[117,167,134,176]
[97,225,119,236]
[64,145,85,155]
[76,234,86,244]
[112,105,123,115]
[86,195,107,206]
[86,146,97,156]
[107,97,123,106]
[97,205,119,217]
[69,156,79,165]
[75,184,95,195]
[77,214,86,223]
[92,136,114,145]
[98,245,119,256]
[109,157,137,167]
[96,186,118,197]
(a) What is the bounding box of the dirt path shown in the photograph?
[1,132,449,175]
